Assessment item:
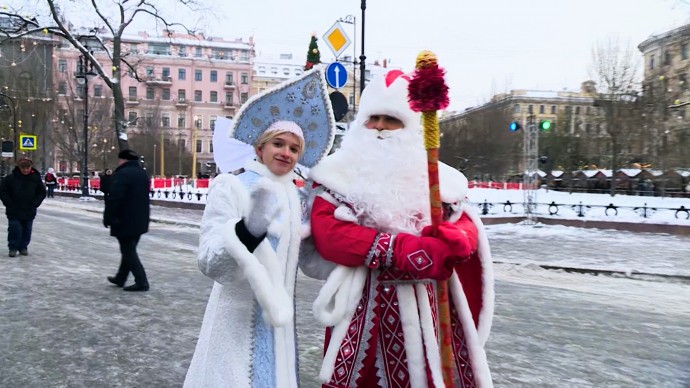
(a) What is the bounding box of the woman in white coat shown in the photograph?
[184,67,336,388]
[184,121,305,387]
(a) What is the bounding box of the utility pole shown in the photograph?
[523,106,538,224]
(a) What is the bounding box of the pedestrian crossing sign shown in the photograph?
[19,135,37,151]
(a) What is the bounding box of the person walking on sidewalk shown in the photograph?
[0,158,46,257]
[103,149,150,292]
[44,167,58,198]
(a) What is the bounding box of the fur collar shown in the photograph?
[244,159,296,185]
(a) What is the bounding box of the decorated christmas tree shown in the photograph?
[304,34,321,70]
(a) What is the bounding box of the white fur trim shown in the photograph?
[415,284,445,387]
[448,272,494,387]
[461,203,495,344]
[314,266,368,382]
[397,285,428,388]
[222,220,293,327]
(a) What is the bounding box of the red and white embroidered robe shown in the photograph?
[303,161,494,388]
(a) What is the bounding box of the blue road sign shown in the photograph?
[325,62,348,89]
[19,135,37,150]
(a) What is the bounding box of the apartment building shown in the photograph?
[55,30,255,176]
[638,22,690,169]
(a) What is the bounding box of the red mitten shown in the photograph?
[421,221,475,259]
[392,233,454,280]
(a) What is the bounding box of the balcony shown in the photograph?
[175,98,188,107]
[223,81,236,90]
[146,75,173,86]
[223,102,237,112]
[126,97,139,105]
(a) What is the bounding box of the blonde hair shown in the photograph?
[254,130,305,160]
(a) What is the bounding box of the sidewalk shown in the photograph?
[47,196,203,228]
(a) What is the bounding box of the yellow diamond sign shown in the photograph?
[323,22,351,58]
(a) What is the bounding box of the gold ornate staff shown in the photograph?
[408,50,454,386]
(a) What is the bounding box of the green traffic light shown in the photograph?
[540,120,552,131]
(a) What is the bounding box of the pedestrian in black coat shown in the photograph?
[0,158,46,257]
[103,149,151,291]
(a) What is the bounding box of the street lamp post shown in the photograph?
[338,15,358,114]
[153,143,157,177]
[0,92,17,162]
[359,0,367,95]
[75,53,97,198]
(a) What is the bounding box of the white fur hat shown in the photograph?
[356,70,420,129]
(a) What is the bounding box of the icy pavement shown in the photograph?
[0,197,688,387]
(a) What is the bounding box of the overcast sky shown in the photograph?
[13,0,690,111]
[194,0,690,111]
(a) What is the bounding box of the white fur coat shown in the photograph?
[184,161,302,388]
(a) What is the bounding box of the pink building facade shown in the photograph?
[54,30,255,176]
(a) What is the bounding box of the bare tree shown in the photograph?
[0,0,203,151]
[440,103,521,181]
[589,37,642,196]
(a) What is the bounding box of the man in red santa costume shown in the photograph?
[302,69,494,387]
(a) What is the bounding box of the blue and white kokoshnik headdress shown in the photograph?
[212,66,336,173]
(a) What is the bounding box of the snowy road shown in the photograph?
[0,200,688,387]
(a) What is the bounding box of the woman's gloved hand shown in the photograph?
[245,184,279,238]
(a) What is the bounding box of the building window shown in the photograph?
[145,112,154,127]
[210,91,218,102]
[162,88,171,100]
[210,115,217,131]
[586,106,591,115]
[94,85,102,97]
[128,111,138,124]
[240,92,248,104]
[551,105,556,114]
[178,114,186,128]
[58,59,67,73]
[575,106,580,115]
[649,54,655,70]
[283,67,290,75]
[195,69,202,81]
[195,47,202,58]
[162,113,170,128]
[210,141,213,153]
[146,87,154,100]
[128,86,137,99]
[130,44,138,54]
[539,105,545,114]
[162,67,170,79]
[146,66,154,77]
[196,139,202,153]
[178,46,187,57]
[58,81,66,95]
[528,104,533,113]
[664,49,672,66]
[270,67,278,75]
[178,68,186,80]
[225,72,234,85]
[241,72,248,84]
[194,115,202,129]
[210,70,217,82]
[682,43,688,60]
[194,90,202,102]
[514,104,520,113]
[149,43,171,56]
[178,89,186,102]
[77,84,85,98]
[225,92,233,105]
[258,66,266,74]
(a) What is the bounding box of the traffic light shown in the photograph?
[539,120,552,132]
[509,121,521,132]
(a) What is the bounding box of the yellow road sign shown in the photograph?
[323,22,352,58]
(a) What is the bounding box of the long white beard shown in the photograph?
[337,123,431,235]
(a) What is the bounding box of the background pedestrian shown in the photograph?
[103,149,150,291]
[0,158,46,257]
